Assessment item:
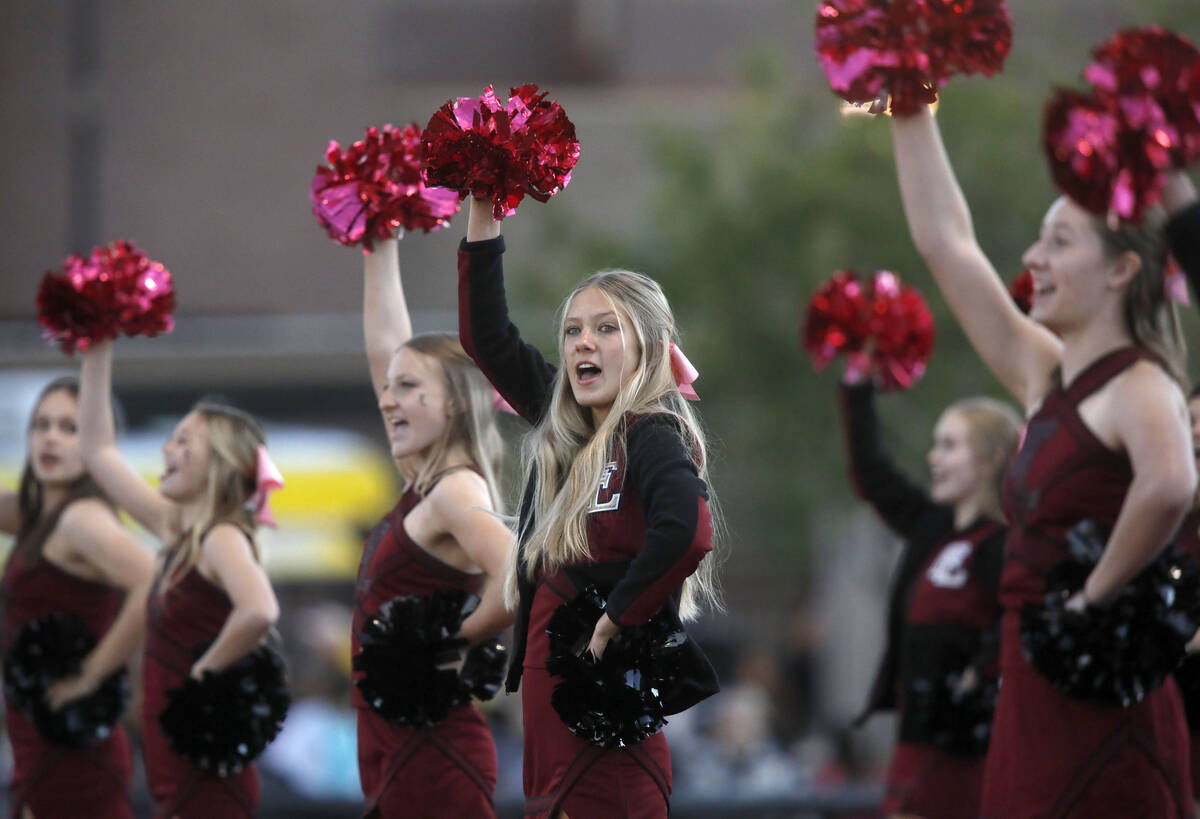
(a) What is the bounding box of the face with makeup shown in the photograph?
[562,287,642,425]
[1022,197,1130,334]
[159,411,212,502]
[378,346,454,464]
[28,389,86,487]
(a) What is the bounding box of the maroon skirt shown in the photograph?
[521,665,671,819]
[5,705,133,819]
[356,704,497,818]
[881,741,984,818]
[981,612,1191,818]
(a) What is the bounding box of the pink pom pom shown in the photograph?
[1043,85,1177,223]
[420,85,581,220]
[311,123,460,250]
[815,0,1011,116]
[37,241,175,355]
[1085,26,1200,168]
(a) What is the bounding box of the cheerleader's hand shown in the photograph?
[1064,590,1089,614]
[1187,627,1200,655]
[586,612,620,661]
[45,672,99,710]
[953,665,980,697]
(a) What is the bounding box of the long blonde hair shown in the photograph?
[1089,207,1188,387]
[397,333,504,511]
[943,397,1023,523]
[510,270,722,621]
[163,402,265,590]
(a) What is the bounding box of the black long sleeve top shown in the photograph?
[838,382,1005,725]
[458,236,714,698]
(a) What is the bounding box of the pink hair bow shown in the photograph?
[250,444,285,527]
[491,387,518,415]
[669,343,700,401]
[1165,259,1190,307]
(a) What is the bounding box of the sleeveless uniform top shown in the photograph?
[142,545,261,818]
[352,484,498,817]
[351,486,487,711]
[982,347,1192,819]
[1,546,132,819]
[999,349,1141,616]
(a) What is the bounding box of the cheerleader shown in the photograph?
[352,234,514,818]
[0,377,153,819]
[78,341,281,818]
[838,368,1020,818]
[888,106,1195,817]
[459,196,721,818]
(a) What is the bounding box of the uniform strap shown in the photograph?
[1061,346,1147,406]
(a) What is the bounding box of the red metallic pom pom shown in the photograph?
[815,0,1011,116]
[1009,270,1033,314]
[421,85,581,220]
[802,270,872,371]
[311,123,460,250]
[866,271,935,390]
[37,241,175,355]
[1085,26,1200,168]
[1042,89,1136,218]
[804,270,934,390]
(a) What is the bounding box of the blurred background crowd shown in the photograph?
[1,1,1195,815]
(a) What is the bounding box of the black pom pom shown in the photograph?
[545,585,690,749]
[3,612,130,747]
[352,589,480,726]
[459,638,507,702]
[159,645,290,776]
[901,671,997,757]
[1020,519,1200,708]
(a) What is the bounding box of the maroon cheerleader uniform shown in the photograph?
[0,548,132,819]
[352,484,498,818]
[981,347,1191,819]
[142,551,260,818]
[459,235,719,819]
[840,383,1004,819]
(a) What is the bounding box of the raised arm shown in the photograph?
[458,197,557,422]
[79,341,175,540]
[46,499,155,708]
[428,470,516,645]
[363,235,413,402]
[890,108,1061,410]
[191,524,279,676]
[1081,365,1196,605]
[838,381,941,539]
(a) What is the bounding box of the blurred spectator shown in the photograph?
[261,603,360,800]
